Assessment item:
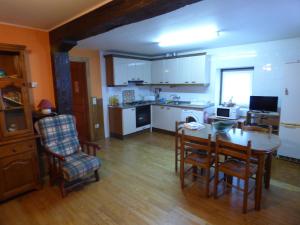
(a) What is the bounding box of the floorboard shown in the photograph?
[0,132,299,225]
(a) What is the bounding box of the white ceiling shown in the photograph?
[78,0,300,56]
[0,0,110,30]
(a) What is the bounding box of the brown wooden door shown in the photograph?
[70,61,90,141]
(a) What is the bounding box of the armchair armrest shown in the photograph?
[44,147,66,161]
[80,140,101,156]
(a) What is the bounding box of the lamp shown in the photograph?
[38,99,53,114]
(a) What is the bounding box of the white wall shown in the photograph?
[159,37,300,106]
[100,37,300,138]
[206,37,300,107]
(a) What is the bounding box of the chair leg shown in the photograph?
[243,179,249,213]
[264,153,272,189]
[175,148,178,173]
[214,168,219,198]
[180,161,184,189]
[200,168,204,176]
[60,179,66,197]
[192,166,198,181]
[206,168,210,198]
[95,170,100,181]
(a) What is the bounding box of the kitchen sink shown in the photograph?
[165,100,190,105]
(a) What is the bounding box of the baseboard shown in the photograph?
[152,127,175,136]
[277,155,300,164]
[110,128,151,140]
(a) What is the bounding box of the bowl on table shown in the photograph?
[212,120,236,133]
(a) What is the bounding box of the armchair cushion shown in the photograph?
[38,115,78,146]
[63,152,101,181]
[46,138,80,157]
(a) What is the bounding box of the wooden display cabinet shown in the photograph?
[0,43,40,201]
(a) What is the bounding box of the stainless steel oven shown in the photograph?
[136,105,151,128]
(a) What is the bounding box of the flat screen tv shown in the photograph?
[249,96,278,112]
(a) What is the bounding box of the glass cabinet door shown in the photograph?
[0,83,30,136]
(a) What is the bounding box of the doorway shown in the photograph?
[70,61,90,141]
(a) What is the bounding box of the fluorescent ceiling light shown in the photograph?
[158,26,219,47]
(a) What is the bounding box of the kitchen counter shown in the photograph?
[108,101,214,110]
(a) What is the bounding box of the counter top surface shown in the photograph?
[108,101,214,110]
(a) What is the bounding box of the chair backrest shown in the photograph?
[175,121,186,147]
[242,125,271,134]
[175,121,185,134]
[216,137,251,162]
[37,115,80,156]
[181,130,212,159]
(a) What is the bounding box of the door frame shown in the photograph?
[69,56,93,141]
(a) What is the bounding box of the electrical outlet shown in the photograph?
[92,97,97,105]
[29,81,38,88]
[94,123,100,129]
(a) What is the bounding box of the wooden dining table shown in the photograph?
[180,124,281,210]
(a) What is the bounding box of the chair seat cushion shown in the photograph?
[63,152,101,181]
[46,137,81,157]
[185,153,214,166]
[219,159,257,178]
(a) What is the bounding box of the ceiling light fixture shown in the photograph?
[158,26,219,47]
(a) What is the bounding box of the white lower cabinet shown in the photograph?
[151,105,182,132]
[122,108,136,135]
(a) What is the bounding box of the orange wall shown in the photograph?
[69,48,102,98]
[0,23,55,108]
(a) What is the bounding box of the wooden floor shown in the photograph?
[1,132,300,225]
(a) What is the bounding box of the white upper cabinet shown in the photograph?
[151,55,210,85]
[163,58,179,84]
[151,58,179,84]
[113,57,129,86]
[126,58,152,84]
[107,54,209,86]
[151,60,164,84]
[187,55,210,84]
[135,59,151,84]
[107,56,151,86]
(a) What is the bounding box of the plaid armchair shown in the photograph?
[36,115,101,196]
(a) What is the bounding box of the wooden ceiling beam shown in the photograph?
[50,0,202,114]
[49,0,202,51]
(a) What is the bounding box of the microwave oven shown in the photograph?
[215,106,240,119]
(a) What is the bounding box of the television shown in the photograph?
[249,96,278,112]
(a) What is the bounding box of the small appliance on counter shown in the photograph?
[215,105,240,119]
[109,95,119,106]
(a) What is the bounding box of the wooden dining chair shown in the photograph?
[214,137,258,213]
[242,124,274,189]
[175,121,186,173]
[180,131,214,197]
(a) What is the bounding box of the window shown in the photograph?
[220,68,253,106]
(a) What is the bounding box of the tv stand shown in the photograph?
[246,111,280,134]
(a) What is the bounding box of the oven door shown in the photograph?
[136,105,151,128]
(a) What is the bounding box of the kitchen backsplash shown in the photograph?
[152,85,213,103]
[108,85,152,103]
[108,84,213,104]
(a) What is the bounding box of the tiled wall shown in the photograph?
[107,85,152,103]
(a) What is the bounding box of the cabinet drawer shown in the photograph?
[260,117,279,126]
[0,151,39,201]
[0,140,36,158]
